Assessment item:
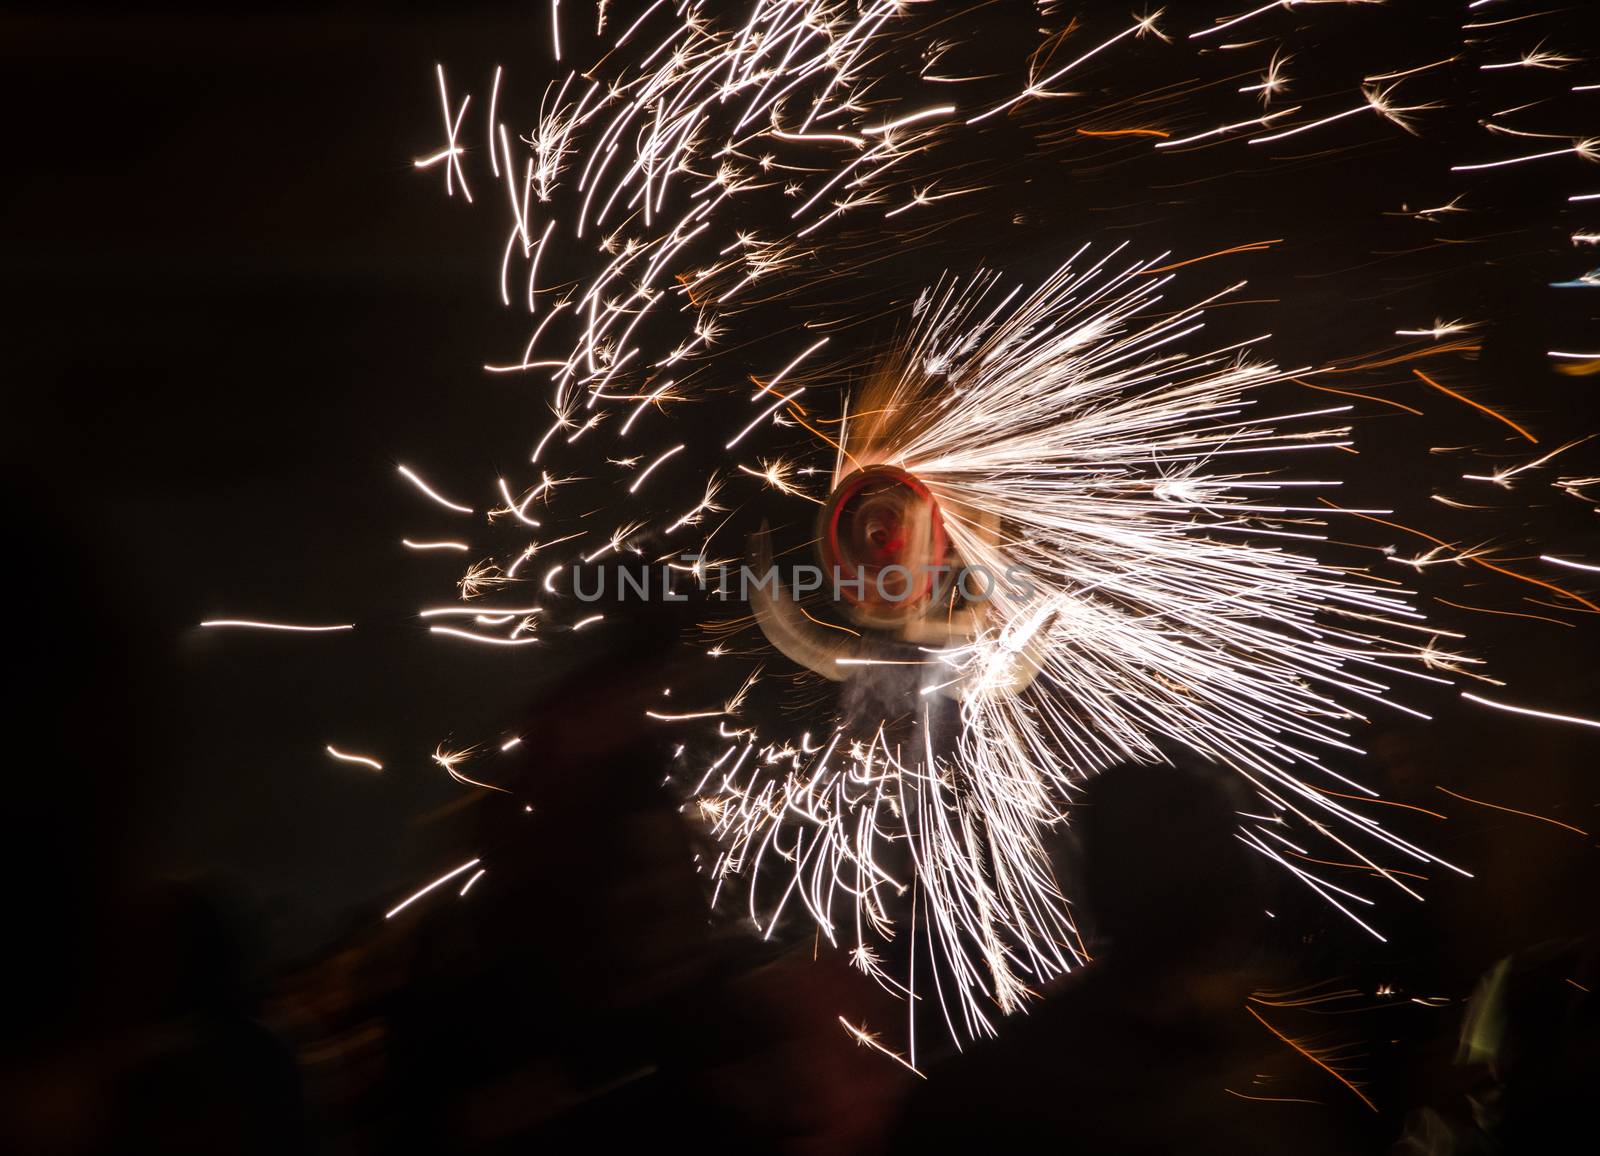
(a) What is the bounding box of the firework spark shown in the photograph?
[189,0,1600,1074]
[375,0,1600,1056]
[689,251,1484,1044]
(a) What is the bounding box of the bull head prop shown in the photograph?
[748,463,1048,699]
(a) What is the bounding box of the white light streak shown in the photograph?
[201,619,354,632]
[628,443,685,492]
[1463,692,1600,731]
[1540,555,1600,573]
[429,625,540,646]
[397,464,475,514]
[325,745,383,771]
[386,858,482,919]
[402,539,471,551]
[1452,138,1599,172]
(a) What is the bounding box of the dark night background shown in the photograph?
[4,3,1599,1152]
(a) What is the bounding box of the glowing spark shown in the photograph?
[969,14,1163,124]
[1462,437,1592,487]
[397,464,475,514]
[1437,786,1589,837]
[1410,195,1468,221]
[1365,57,1457,83]
[737,458,820,502]
[581,521,643,563]
[1249,84,1435,144]
[420,605,542,617]
[201,619,354,632]
[1412,370,1537,443]
[839,1018,926,1077]
[1462,691,1600,732]
[1240,49,1292,102]
[413,65,473,203]
[1451,137,1600,172]
[1480,45,1579,71]
[726,386,807,449]
[486,65,502,178]
[666,474,726,532]
[862,105,956,136]
[1191,1,1383,43]
[494,478,545,527]
[1155,107,1299,148]
[402,539,471,551]
[433,744,511,793]
[325,745,383,771]
[1396,319,1477,339]
[1540,555,1600,573]
[386,857,482,919]
[429,626,540,646]
[628,443,686,493]
[1245,1005,1376,1112]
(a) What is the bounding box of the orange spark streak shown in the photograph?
[1466,557,1600,613]
[1412,369,1538,443]
[1321,339,1482,374]
[1076,127,1170,138]
[800,604,861,637]
[1278,847,1431,881]
[1141,239,1281,274]
[1292,377,1424,415]
[1316,499,1452,549]
[1318,500,1600,613]
[1436,787,1589,837]
[1309,784,1449,821]
[1245,1006,1376,1112]
[1432,597,1576,628]
[785,401,862,472]
[1225,1089,1326,1105]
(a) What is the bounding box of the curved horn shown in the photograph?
[747,523,863,681]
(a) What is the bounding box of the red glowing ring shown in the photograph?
[818,465,946,618]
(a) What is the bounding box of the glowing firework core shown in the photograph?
[820,465,947,624]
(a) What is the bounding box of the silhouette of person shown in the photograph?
[894,758,1364,1154]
